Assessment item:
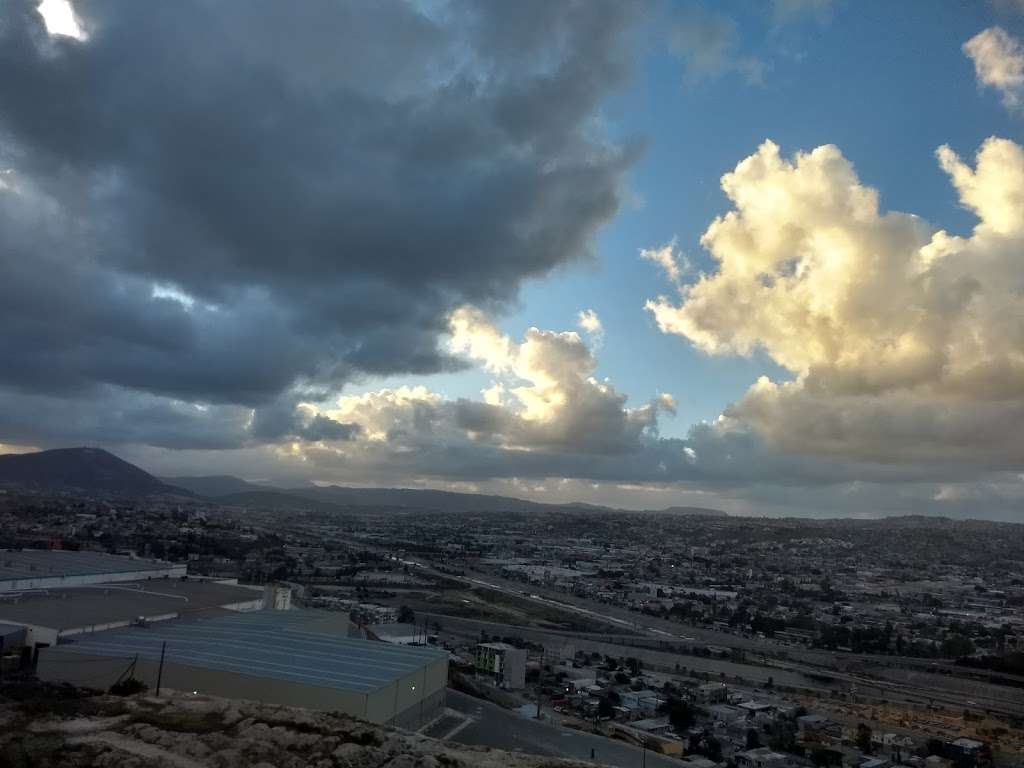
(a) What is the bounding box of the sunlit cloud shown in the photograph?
[641,238,689,285]
[37,0,85,40]
[647,136,1024,466]
[964,26,1024,111]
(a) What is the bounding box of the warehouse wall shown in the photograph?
[16,623,59,647]
[39,650,372,716]
[37,650,137,689]
[366,655,448,728]
[0,564,187,592]
[37,648,447,727]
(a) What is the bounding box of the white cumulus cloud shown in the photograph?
[647,136,1024,466]
[964,26,1024,111]
[641,238,690,285]
[577,309,604,337]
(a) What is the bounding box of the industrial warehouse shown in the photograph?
[0,578,266,646]
[37,610,448,728]
[0,548,186,591]
[0,549,449,729]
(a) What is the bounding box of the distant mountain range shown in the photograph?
[0,446,727,516]
[169,476,727,516]
[161,474,268,497]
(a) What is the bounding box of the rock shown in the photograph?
[211,748,245,768]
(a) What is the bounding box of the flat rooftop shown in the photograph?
[0,549,176,584]
[52,610,446,692]
[0,579,261,630]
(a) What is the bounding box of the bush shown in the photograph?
[109,678,148,696]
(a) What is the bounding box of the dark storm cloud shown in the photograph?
[249,398,361,443]
[0,387,253,450]
[0,0,642,439]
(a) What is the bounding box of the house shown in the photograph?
[879,733,916,762]
[620,689,665,719]
[565,677,597,695]
[695,682,729,704]
[631,716,676,736]
[947,738,988,768]
[708,704,745,724]
[680,757,720,768]
[798,714,842,742]
[736,747,790,768]
[737,700,776,725]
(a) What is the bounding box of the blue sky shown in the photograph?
[362,0,1024,438]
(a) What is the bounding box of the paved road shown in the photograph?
[445,690,682,768]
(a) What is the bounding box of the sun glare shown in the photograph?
[37,0,85,41]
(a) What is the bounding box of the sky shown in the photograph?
[2,0,1024,520]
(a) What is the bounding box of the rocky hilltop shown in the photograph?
[0,685,585,768]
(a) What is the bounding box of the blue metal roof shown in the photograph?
[0,549,173,582]
[54,610,446,693]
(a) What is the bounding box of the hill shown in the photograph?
[655,505,728,517]
[214,490,355,514]
[0,447,185,497]
[161,474,270,497]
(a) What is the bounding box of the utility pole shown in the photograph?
[156,641,166,696]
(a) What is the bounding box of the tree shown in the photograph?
[398,605,416,624]
[940,633,975,658]
[665,697,694,731]
[856,723,873,755]
[598,696,615,719]
[696,734,723,763]
[746,728,762,750]
[767,718,798,754]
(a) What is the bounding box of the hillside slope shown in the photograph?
[0,447,184,497]
[161,475,270,497]
[0,686,591,768]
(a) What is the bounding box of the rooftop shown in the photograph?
[0,549,176,586]
[52,609,447,692]
[366,622,422,644]
[0,579,260,630]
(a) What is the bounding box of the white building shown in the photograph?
[475,642,527,689]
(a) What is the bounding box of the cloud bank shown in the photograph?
[0,0,642,453]
[645,137,1024,513]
